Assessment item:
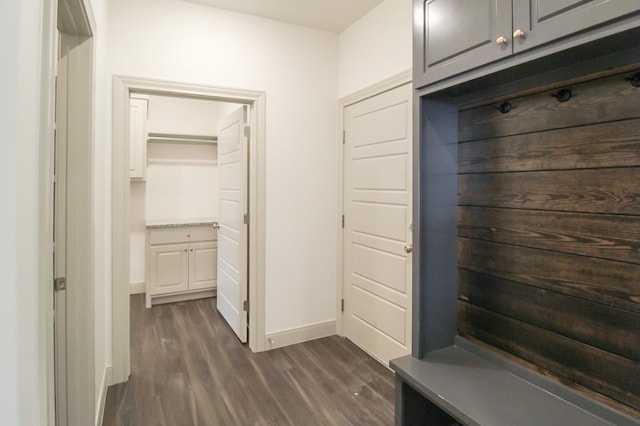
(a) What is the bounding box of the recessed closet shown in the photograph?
[127,94,241,308]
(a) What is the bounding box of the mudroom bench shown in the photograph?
[390,337,638,426]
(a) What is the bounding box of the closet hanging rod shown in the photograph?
[147,132,218,144]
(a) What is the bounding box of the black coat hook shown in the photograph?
[625,72,640,87]
[498,102,512,114]
[551,88,572,102]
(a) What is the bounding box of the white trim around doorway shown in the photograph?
[111,76,267,384]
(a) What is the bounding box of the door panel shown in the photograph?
[421,0,512,85]
[189,241,217,290]
[148,244,189,295]
[343,83,413,365]
[129,97,147,180]
[351,286,408,343]
[513,0,640,53]
[55,30,95,426]
[353,155,408,190]
[351,102,408,146]
[352,244,407,293]
[217,106,249,342]
[352,203,408,242]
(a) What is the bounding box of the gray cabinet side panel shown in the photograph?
[415,97,459,356]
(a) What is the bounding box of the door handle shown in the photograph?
[404,245,413,254]
[212,222,220,230]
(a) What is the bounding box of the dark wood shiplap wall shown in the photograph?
[457,70,640,413]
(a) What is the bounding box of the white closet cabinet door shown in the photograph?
[148,243,189,295]
[189,241,217,290]
[129,97,148,180]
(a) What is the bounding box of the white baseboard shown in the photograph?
[129,281,145,294]
[95,365,112,426]
[265,320,336,350]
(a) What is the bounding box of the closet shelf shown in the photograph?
[147,132,218,144]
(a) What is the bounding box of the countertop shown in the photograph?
[145,218,218,229]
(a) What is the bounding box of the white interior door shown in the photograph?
[54,33,70,426]
[217,105,249,342]
[54,30,95,426]
[343,83,413,365]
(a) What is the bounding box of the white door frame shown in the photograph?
[111,76,267,384]
[336,70,412,336]
[32,0,96,423]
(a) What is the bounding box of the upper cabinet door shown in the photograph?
[513,0,640,53]
[129,96,148,180]
[416,0,512,87]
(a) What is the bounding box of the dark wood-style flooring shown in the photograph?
[103,295,394,425]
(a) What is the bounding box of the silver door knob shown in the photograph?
[404,245,413,254]
[513,29,525,39]
[496,36,508,45]
[212,222,220,230]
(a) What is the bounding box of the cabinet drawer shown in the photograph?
[148,225,216,245]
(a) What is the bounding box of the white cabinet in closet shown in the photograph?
[146,225,217,307]
[129,96,148,180]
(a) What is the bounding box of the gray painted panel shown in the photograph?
[513,0,640,53]
[426,0,493,65]
[416,98,458,355]
[419,0,512,86]
[391,347,639,426]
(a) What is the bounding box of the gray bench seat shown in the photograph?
[390,338,639,426]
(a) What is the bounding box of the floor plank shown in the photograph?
[103,295,394,425]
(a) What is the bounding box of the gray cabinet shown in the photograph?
[417,0,512,87]
[415,0,640,88]
[513,0,640,53]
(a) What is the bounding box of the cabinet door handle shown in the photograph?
[513,29,525,39]
[496,36,508,45]
[184,249,188,252]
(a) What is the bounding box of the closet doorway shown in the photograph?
[111,77,267,384]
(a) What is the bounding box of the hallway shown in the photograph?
[103,295,394,425]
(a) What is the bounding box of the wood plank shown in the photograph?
[458,302,640,411]
[459,118,640,173]
[459,71,640,141]
[458,269,640,361]
[458,206,640,264]
[103,295,395,425]
[458,168,640,215]
[458,238,640,313]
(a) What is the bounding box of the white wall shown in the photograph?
[146,143,219,220]
[130,142,219,286]
[109,0,340,336]
[1,0,112,423]
[1,0,22,422]
[147,95,220,137]
[338,0,412,97]
[130,182,146,286]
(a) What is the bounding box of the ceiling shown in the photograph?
[182,0,383,33]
